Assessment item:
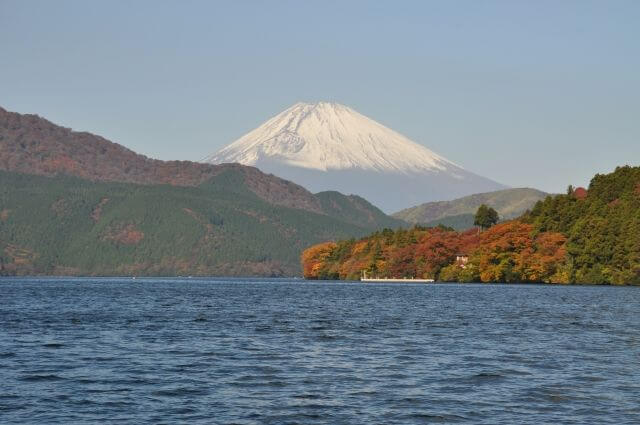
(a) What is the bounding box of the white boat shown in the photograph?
[360,271,434,283]
[361,277,435,283]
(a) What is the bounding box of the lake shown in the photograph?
[1,278,639,424]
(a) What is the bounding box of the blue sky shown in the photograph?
[1,0,638,193]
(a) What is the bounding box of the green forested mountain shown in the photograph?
[393,188,548,229]
[0,169,395,276]
[0,106,405,276]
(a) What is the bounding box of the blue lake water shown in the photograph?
[1,278,639,424]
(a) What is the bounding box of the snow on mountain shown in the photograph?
[206,102,457,174]
[204,102,506,213]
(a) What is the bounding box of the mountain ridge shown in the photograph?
[393,188,549,227]
[0,105,401,221]
[0,106,332,214]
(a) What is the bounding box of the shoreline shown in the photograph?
[0,275,637,286]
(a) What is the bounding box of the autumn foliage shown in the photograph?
[301,222,568,283]
[301,242,337,278]
[303,165,640,285]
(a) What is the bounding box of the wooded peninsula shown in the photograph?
[302,166,640,285]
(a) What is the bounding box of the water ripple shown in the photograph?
[0,278,639,424]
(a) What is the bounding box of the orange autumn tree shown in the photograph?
[468,222,567,283]
[301,241,337,279]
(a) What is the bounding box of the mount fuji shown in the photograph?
[204,102,506,212]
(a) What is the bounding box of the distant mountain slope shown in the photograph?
[422,214,476,231]
[0,106,407,276]
[393,188,549,226]
[315,191,405,229]
[205,102,506,212]
[0,106,216,185]
[0,105,401,227]
[0,106,324,214]
[0,169,385,277]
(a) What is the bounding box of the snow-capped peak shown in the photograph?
[204,102,459,174]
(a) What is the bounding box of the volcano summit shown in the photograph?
[205,102,505,212]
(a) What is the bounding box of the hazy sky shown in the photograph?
[1,0,638,193]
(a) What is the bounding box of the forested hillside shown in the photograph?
[303,166,640,285]
[0,106,408,276]
[522,166,640,284]
[0,169,391,276]
[315,191,404,228]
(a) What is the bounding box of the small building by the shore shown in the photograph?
[455,254,469,268]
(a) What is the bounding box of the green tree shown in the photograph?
[474,204,499,231]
